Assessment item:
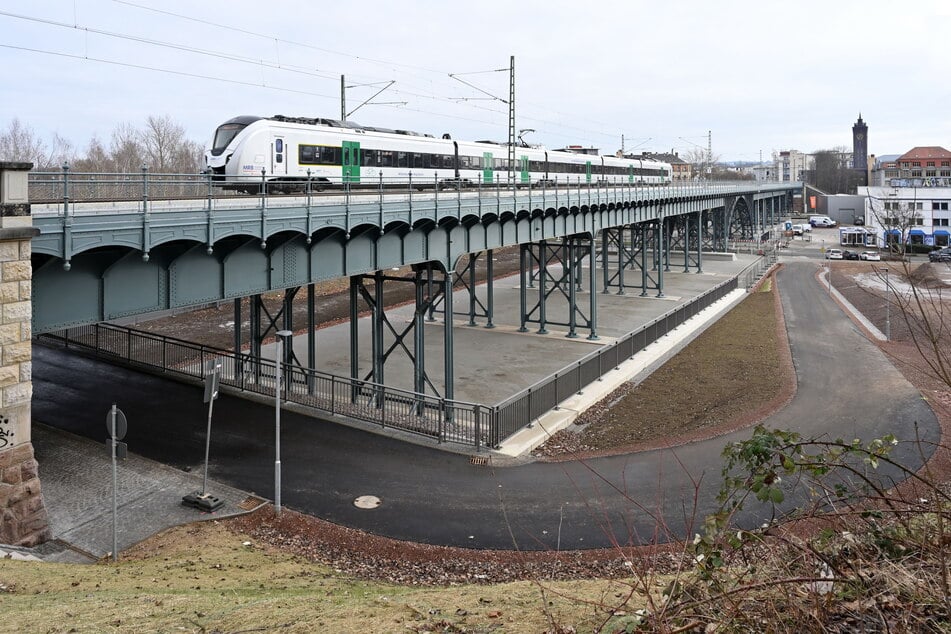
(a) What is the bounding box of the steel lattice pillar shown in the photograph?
[518,236,598,339]
[348,267,448,407]
[599,224,644,295]
[428,250,495,328]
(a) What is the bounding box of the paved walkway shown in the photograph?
[21,246,941,555]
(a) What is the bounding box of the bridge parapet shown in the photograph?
[0,162,50,547]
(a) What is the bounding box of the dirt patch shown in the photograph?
[533,270,795,460]
[908,261,951,288]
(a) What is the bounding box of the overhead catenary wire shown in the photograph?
[3,3,650,148]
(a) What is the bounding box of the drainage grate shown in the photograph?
[469,455,490,466]
[237,496,266,511]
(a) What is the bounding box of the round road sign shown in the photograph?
[105,407,128,440]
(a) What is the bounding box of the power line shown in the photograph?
[106,1,641,143]
[110,0,449,76]
[0,9,339,82]
[4,5,643,148]
[0,43,340,100]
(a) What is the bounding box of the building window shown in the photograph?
[932,202,949,211]
[928,161,936,167]
[912,170,922,177]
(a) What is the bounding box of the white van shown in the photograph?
[810,215,837,228]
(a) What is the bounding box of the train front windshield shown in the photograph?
[211,123,247,155]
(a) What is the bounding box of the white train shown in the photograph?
[204,115,672,190]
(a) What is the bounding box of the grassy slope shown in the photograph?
[1,522,659,633]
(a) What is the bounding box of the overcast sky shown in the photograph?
[3,0,950,163]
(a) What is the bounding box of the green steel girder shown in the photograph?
[31,185,797,332]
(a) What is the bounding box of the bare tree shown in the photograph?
[72,136,111,172]
[141,115,202,173]
[110,122,146,173]
[682,147,721,181]
[810,147,866,194]
[0,118,49,167]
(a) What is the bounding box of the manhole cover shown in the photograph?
[354,495,381,509]
[237,496,266,511]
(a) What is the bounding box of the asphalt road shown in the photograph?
[32,262,939,550]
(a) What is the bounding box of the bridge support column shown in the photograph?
[598,225,641,295]
[696,211,704,273]
[519,237,597,338]
[0,162,50,547]
[349,267,447,405]
[655,221,665,298]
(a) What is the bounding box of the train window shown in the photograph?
[299,145,317,164]
[275,139,283,153]
[321,146,341,165]
[378,151,393,167]
[413,153,425,169]
[397,152,408,168]
[472,156,481,169]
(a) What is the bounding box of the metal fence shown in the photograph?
[37,262,767,450]
[28,167,797,213]
[37,324,493,448]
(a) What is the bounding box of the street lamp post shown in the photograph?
[274,329,292,516]
[881,267,890,341]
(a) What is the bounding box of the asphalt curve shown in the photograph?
[32,262,939,550]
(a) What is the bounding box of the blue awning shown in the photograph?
[886,229,901,235]
[910,229,926,235]
[935,229,950,236]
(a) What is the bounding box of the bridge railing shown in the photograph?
[36,324,493,449]
[491,275,741,444]
[28,167,797,214]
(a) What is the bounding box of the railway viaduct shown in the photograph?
[0,161,798,546]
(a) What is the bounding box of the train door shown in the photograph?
[585,160,592,184]
[342,140,361,183]
[519,155,529,184]
[271,136,287,176]
[482,152,493,183]
[628,164,635,184]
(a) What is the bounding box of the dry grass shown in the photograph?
[0,521,663,633]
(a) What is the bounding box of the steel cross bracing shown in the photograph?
[518,237,599,340]
[235,285,320,392]
[599,225,642,295]
[349,267,449,405]
[635,222,665,297]
[427,250,496,328]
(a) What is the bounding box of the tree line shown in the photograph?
[0,116,204,173]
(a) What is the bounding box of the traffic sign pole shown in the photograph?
[183,360,224,512]
[110,404,118,562]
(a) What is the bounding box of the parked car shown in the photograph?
[929,248,951,263]
[853,216,865,226]
[791,224,804,235]
[841,250,860,260]
[859,251,881,261]
[810,215,838,228]
[825,249,844,260]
